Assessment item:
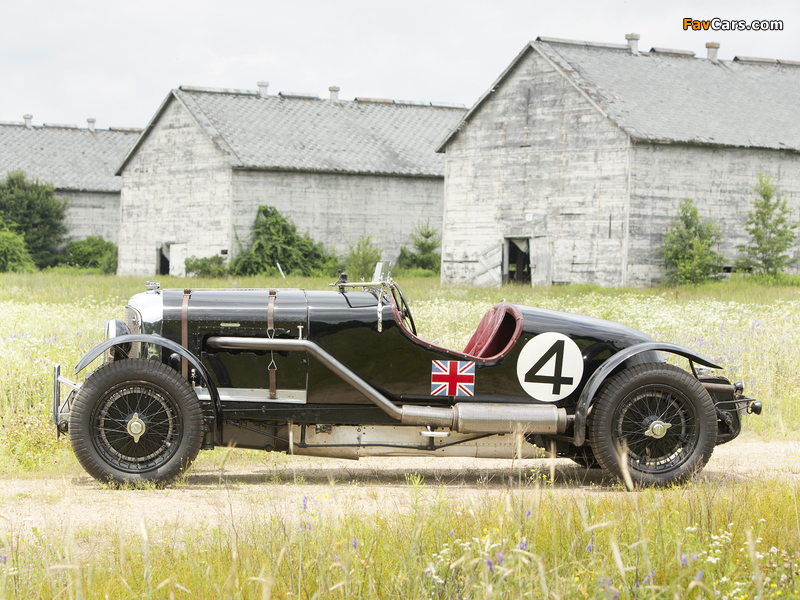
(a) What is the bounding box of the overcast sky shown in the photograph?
[1,0,796,129]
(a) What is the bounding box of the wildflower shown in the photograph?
[695,570,703,582]
[496,551,505,566]
[307,522,312,531]
[302,495,308,511]
[487,557,494,574]
[691,553,698,562]
[449,529,454,537]
[682,553,688,566]
[586,541,594,553]
[0,555,5,564]
[525,509,531,519]
[519,539,528,550]
[352,538,357,549]
[642,570,654,585]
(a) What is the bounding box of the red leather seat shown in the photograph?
[462,302,523,359]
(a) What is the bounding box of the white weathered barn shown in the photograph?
[0,116,140,243]
[116,84,465,277]
[438,35,800,286]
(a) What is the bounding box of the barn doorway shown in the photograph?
[158,244,170,275]
[504,238,530,284]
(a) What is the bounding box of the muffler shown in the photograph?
[401,403,568,435]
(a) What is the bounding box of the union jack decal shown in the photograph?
[431,361,475,397]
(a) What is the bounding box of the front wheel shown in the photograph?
[588,363,717,487]
[69,359,203,485]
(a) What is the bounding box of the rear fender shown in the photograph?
[573,342,722,446]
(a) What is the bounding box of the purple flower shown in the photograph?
[496,551,505,566]
[352,538,357,549]
[681,553,688,566]
[642,570,654,585]
[525,509,531,520]
[449,529,454,537]
[691,553,697,562]
[519,539,528,550]
[694,570,703,582]
[0,555,5,564]
[302,495,307,511]
[307,522,312,531]
[586,541,594,553]
[613,593,619,600]
[486,557,494,574]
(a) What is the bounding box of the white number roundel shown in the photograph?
[516,332,584,402]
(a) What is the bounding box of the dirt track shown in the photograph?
[1,439,798,540]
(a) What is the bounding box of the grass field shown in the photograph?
[1,272,799,598]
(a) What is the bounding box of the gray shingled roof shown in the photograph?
[439,37,800,152]
[119,89,466,177]
[0,124,139,192]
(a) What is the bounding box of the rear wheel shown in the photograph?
[568,446,600,469]
[69,359,203,486]
[588,363,716,486]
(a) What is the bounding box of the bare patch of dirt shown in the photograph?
[1,439,798,541]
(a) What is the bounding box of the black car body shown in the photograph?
[53,265,760,486]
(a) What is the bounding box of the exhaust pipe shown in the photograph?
[206,336,568,434]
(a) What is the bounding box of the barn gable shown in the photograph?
[116,85,466,276]
[439,36,800,287]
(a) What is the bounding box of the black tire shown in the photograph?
[568,446,600,469]
[69,359,203,486]
[588,363,717,487]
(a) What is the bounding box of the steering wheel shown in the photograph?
[391,282,417,336]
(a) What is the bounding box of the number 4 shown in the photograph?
[524,340,574,395]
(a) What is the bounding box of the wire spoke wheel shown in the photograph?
[589,363,716,486]
[70,359,203,486]
[614,384,697,474]
[93,381,181,472]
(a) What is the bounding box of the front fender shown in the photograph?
[573,342,722,447]
[74,334,220,410]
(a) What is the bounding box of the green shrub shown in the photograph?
[736,172,798,276]
[659,198,724,285]
[62,236,118,274]
[185,255,227,278]
[397,220,441,273]
[230,206,336,277]
[0,170,68,268]
[0,219,35,272]
[346,235,383,281]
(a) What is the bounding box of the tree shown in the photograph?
[0,171,68,268]
[659,198,724,285]
[397,220,442,273]
[0,217,35,273]
[736,173,798,276]
[230,205,335,276]
[346,235,383,281]
[63,236,118,274]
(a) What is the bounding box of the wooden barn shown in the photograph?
[115,84,465,277]
[0,116,139,243]
[437,35,800,286]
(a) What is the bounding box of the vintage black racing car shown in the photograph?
[53,263,761,487]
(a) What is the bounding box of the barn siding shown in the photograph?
[230,170,444,262]
[441,47,630,286]
[627,143,800,285]
[117,97,232,277]
[59,190,120,244]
